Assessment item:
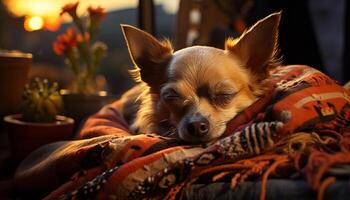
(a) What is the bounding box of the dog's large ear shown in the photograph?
[225,12,281,80]
[121,25,173,88]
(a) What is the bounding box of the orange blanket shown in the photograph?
[14,65,350,200]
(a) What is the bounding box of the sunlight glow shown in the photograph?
[4,0,178,18]
[24,16,44,31]
[45,16,61,31]
[3,0,138,18]
[4,0,179,32]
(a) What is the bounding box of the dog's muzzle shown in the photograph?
[186,114,209,137]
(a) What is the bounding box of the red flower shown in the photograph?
[88,6,107,22]
[60,2,79,17]
[77,33,90,43]
[53,28,77,55]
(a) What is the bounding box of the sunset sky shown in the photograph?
[3,0,179,31]
[3,0,179,19]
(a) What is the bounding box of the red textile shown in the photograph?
[13,65,350,200]
[77,100,131,139]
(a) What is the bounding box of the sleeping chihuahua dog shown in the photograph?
[120,12,281,143]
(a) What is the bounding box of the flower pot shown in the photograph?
[3,114,74,164]
[60,90,114,128]
[0,51,32,119]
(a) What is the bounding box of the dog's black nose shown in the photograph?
[187,116,209,137]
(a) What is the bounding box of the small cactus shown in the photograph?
[21,78,63,123]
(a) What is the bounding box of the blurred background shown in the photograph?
[0,0,349,98]
[0,0,179,97]
[0,0,349,191]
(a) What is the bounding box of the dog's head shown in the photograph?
[122,12,281,143]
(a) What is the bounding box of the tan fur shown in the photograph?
[120,12,282,143]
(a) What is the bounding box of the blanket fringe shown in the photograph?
[317,176,336,200]
[260,156,289,200]
[177,131,350,200]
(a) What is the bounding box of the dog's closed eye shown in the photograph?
[161,88,181,101]
[211,80,238,106]
[212,92,236,106]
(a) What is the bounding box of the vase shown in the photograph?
[3,114,74,165]
[0,51,32,119]
[60,90,115,129]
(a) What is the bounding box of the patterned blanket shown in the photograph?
[14,65,350,200]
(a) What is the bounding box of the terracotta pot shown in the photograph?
[3,114,74,164]
[60,90,115,127]
[0,51,32,118]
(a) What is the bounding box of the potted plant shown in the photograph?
[53,2,111,124]
[4,78,74,164]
